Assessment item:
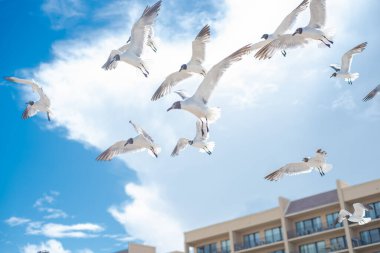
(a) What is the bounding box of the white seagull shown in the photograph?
[251,0,309,57]
[330,42,367,85]
[4,76,52,121]
[96,120,161,160]
[264,149,332,181]
[101,0,162,77]
[335,203,373,226]
[171,120,215,156]
[166,44,252,135]
[363,84,380,102]
[151,24,211,101]
[255,0,331,60]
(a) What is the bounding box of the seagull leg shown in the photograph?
[141,63,149,75]
[204,147,212,155]
[323,35,334,44]
[47,112,51,121]
[137,67,148,78]
[200,119,205,136]
[281,50,287,57]
[205,117,209,133]
[319,39,330,48]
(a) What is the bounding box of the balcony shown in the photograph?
[328,243,348,252]
[234,238,283,252]
[288,222,343,239]
[352,237,380,248]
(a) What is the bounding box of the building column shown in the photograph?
[278,196,291,253]
[229,231,236,253]
[336,179,354,253]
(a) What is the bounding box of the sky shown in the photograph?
[1,0,380,252]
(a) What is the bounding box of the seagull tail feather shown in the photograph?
[206,107,221,123]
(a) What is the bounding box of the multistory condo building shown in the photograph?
[184,179,380,253]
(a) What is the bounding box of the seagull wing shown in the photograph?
[102,49,121,70]
[190,24,211,64]
[129,0,161,57]
[171,138,190,157]
[250,40,270,51]
[264,162,312,181]
[96,140,144,161]
[273,0,309,35]
[194,120,208,141]
[308,0,326,28]
[334,209,351,225]
[192,44,252,104]
[254,34,309,60]
[353,203,368,218]
[174,90,190,100]
[363,84,380,102]
[4,76,40,92]
[340,42,367,73]
[129,120,154,143]
[151,71,192,101]
[22,104,38,120]
[329,64,341,72]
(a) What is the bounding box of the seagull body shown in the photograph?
[264,149,332,181]
[151,24,210,101]
[251,0,309,57]
[102,0,161,77]
[330,42,367,84]
[167,44,252,134]
[171,120,215,156]
[96,120,161,160]
[335,203,372,226]
[363,84,380,102]
[4,77,52,121]
[255,0,331,60]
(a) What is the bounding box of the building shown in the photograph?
[115,243,156,253]
[184,179,380,253]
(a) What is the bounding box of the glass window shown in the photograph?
[368,201,380,219]
[296,217,322,236]
[271,250,284,253]
[360,230,371,244]
[197,247,204,253]
[330,236,346,250]
[299,241,326,253]
[326,212,342,228]
[198,243,217,253]
[243,232,259,248]
[265,227,282,243]
[370,229,380,243]
[221,240,230,253]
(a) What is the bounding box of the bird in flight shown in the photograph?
[335,203,373,226]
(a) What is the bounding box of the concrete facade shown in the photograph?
[184,179,380,253]
[116,243,156,253]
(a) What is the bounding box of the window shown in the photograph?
[271,250,284,253]
[221,240,230,253]
[265,227,282,243]
[330,236,346,251]
[360,228,380,245]
[197,243,217,253]
[243,232,260,248]
[326,212,342,228]
[299,241,326,253]
[368,201,380,219]
[296,217,322,236]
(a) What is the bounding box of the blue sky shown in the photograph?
[1,0,380,253]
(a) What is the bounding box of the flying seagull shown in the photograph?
[171,120,215,156]
[363,84,380,102]
[330,42,367,85]
[151,24,211,101]
[255,0,331,60]
[335,203,373,226]
[101,0,162,77]
[3,76,52,121]
[96,120,161,160]
[251,0,309,57]
[167,44,252,135]
[264,149,332,181]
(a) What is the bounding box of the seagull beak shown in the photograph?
[178,67,182,72]
[330,73,335,78]
[292,31,297,36]
[167,106,173,112]
[261,35,265,39]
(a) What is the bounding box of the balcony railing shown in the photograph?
[234,238,283,251]
[287,222,343,239]
[328,243,348,252]
[352,237,380,247]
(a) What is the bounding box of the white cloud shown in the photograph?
[77,249,94,253]
[26,222,104,238]
[332,91,357,110]
[34,191,68,220]
[4,216,30,227]
[22,239,71,253]
[21,0,376,252]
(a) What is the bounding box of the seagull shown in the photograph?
[151,24,211,101]
[330,42,368,85]
[255,0,331,60]
[334,203,373,226]
[363,84,380,102]
[264,149,332,181]
[96,120,161,160]
[171,120,215,156]
[3,76,52,121]
[167,44,252,135]
[101,0,162,77]
[251,0,309,57]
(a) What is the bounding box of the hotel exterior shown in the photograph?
[184,179,380,253]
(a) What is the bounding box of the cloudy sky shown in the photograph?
[1,0,380,252]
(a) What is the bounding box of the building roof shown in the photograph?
[286,189,339,215]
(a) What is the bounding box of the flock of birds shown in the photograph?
[2,0,378,223]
